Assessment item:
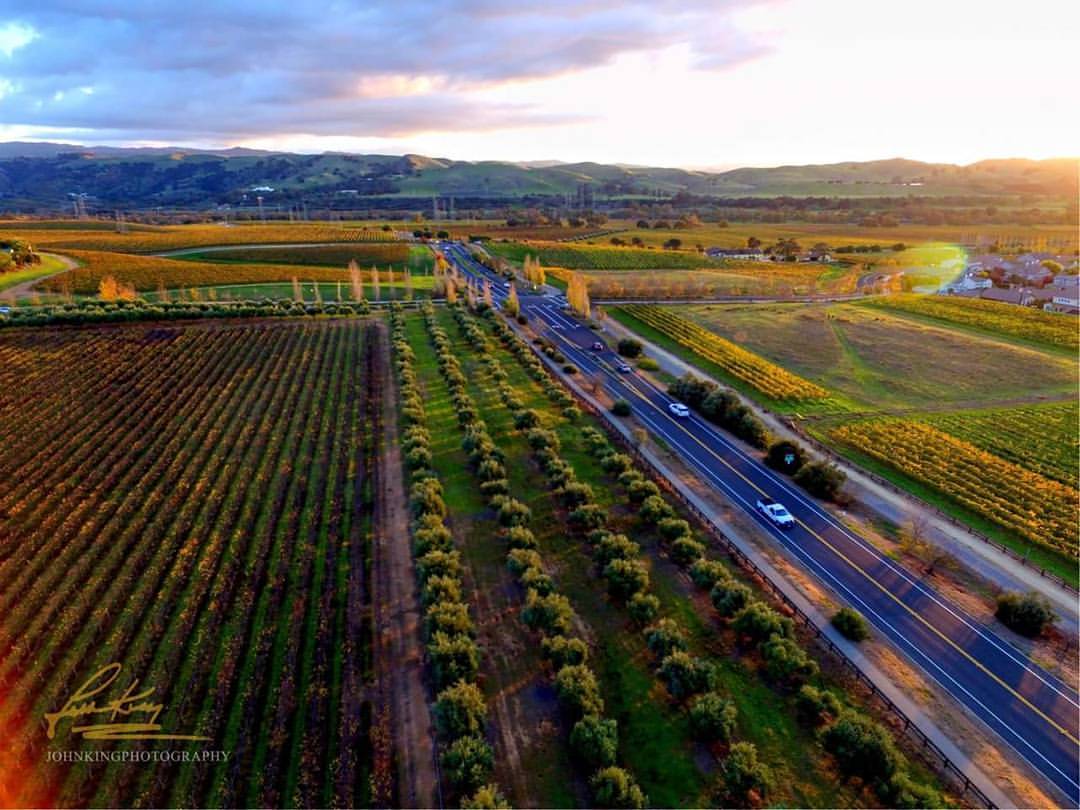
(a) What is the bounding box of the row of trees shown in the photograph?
[390,305,507,806]
[442,302,647,807]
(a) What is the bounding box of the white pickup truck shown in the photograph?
[756,497,795,529]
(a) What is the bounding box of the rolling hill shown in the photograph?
[0,143,1074,210]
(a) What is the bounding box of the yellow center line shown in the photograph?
[603,363,1078,745]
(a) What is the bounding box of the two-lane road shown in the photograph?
[440,241,1079,803]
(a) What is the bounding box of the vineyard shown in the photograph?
[829,419,1078,559]
[0,222,400,253]
[487,241,718,270]
[920,402,1078,487]
[175,243,411,267]
[0,319,381,807]
[864,294,1079,351]
[35,250,426,296]
[581,265,859,299]
[616,305,831,403]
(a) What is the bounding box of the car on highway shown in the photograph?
[756,497,796,528]
[591,341,604,351]
[668,402,690,418]
[617,362,632,373]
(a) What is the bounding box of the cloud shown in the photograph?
[0,0,770,144]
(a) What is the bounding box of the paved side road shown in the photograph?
[598,313,1080,630]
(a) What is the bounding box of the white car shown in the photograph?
[668,402,690,418]
[756,498,796,528]
[617,363,632,373]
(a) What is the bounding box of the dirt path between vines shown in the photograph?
[371,321,441,809]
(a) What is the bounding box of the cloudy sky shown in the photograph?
[0,0,1076,167]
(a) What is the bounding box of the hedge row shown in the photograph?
[436,303,646,809]
[0,298,376,328]
[389,304,508,808]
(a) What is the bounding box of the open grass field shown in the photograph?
[0,253,71,293]
[33,250,429,297]
[672,302,1078,412]
[0,319,381,808]
[612,299,1078,575]
[861,294,1080,351]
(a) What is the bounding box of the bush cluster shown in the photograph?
[668,374,769,449]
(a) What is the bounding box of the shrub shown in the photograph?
[732,602,793,643]
[435,680,487,739]
[831,607,871,642]
[596,534,640,566]
[793,461,846,501]
[639,495,675,524]
[560,481,595,508]
[411,478,447,518]
[563,363,579,375]
[426,601,474,638]
[526,428,560,450]
[570,714,619,769]
[555,664,604,717]
[795,685,842,726]
[658,651,715,701]
[428,631,480,688]
[637,357,659,371]
[765,440,807,475]
[414,521,454,555]
[822,712,901,785]
[628,592,660,625]
[710,581,752,617]
[461,784,511,809]
[421,574,462,608]
[479,478,510,498]
[761,634,818,686]
[689,691,737,742]
[690,559,730,589]
[505,526,538,550]
[599,453,634,475]
[520,565,555,595]
[717,742,770,808]
[523,589,574,635]
[417,549,462,584]
[541,635,589,668]
[645,618,687,659]
[617,338,643,358]
[627,478,661,503]
[442,735,494,792]
[611,399,632,417]
[995,591,1057,637]
[590,767,646,809]
[670,537,706,566]
[878,773,942,809]
[603,558,650,599]
[498,498,532,527]
[657,517,691,541]
[569,503,608,530]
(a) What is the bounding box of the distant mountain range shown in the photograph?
[0,142,1074,210]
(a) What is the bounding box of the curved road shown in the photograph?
[440,241,1080,804]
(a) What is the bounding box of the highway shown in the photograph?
[440,241,1080,804]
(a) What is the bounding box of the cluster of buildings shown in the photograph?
[942,252,1080,314]
[705,246,832,262]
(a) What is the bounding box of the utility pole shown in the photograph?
[257,195,265,222]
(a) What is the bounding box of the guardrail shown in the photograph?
[513,316,998,809]
[787,422,1077,595]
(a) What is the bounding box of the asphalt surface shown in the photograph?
[440,241,1080,804]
